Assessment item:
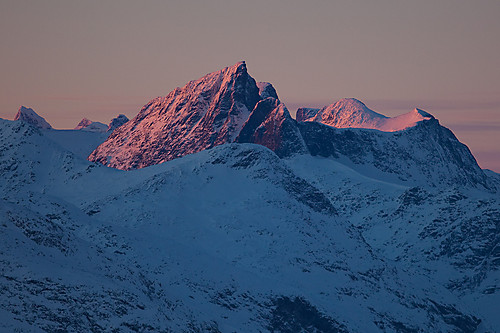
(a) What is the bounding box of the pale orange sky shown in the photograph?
[1,0,499,171]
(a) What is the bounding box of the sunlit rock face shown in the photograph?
[88,62,486,190]
[2,62,500,331]
[74,118,108,132]
[237,98,307,158]
[89,61,261,170]
[14,106,52,129]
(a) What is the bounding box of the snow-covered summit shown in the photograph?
[14,106,52,129]
[74,118,108,132]
[302,98,435,132]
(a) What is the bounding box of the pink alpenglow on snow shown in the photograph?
[300,98,435,132]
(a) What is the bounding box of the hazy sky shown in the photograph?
[1,0,499,171]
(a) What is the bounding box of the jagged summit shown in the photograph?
[301,98,436,132]
[89,61,262,170]
[86,63,487,189]
[107,114,129,132]
[257,82,279,100]
[14,106,52,129]
[75,118,107,132]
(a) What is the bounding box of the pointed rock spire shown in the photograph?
[14,106,52,129]
[89,61,262,170]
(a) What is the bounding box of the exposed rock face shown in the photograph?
[298,118,490,188]
[14,106,52,129]
[237,98,307,158]
[89,61,261,170]
[296,107,320,122]
[107,114,129,132]
[75,118,108,132]
[86,62,489,190]
[256,82,279,100]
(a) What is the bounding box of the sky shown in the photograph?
[1,0,499,171]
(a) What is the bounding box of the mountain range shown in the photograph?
[1,62,499,332]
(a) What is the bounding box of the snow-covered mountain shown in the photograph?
[89,61,262,170]
[300,98,435,132]
[14,106,52,129]
[2,118,496,331]
[88,64,488,191]
[1,62,499,332]
[75,118,108,132]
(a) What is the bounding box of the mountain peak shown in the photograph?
[301,98,438,132]
[75,118,107,132]
[89,62,261,170]
[307,98,387,130]
[234,60,246,70]
[14,106,52,129]
[413,108,434,119]
[75,118,92,129]
[334,98,371,110]
[107,114,129,132]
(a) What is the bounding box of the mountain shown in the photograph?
[2,62,499,331]
[88,65,488,191]
[297,119,490,188]
[107,114,129,132]
[296,107,320,122]
[74,118,108,132]
[301,98,435,132]
[236,98,307,158]
[0,118,491,331]
[13,106,52,129]
[89,61,262,170]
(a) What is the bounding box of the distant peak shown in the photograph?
[75,118,92,129]
[14,105,52,129]
[304,99,439,132]
[107,114,129,132]
[334,98,368,108]
[413,108,434,119]
[75,118,107,132]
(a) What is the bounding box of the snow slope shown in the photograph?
[301,98,435,132]
[2,62,499,332]
[1,118,494,331]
